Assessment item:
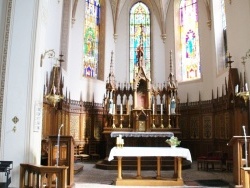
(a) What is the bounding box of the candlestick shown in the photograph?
[243,125,248,167]
[152,114,155,128]
[116,135,124,148]
[56,124,64,166]
[112,104,116,128]
[127,102,130,115]
[161,115,164,128]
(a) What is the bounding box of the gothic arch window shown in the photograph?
[129,2,150,83]
[212,0,228,73]
[221,0,228,56]
[83,0,100,78]
[178,0,201,82]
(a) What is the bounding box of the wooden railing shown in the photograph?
[20,163,68,188]
[241,167,250,188]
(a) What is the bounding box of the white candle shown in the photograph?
[245,83,248,91]
[113,104,116,115]
[168,104,170,115]
[127,101,130,114]
[161,104,163,115]
[120,104,123,115]
[152,103,155,115]
[235,84,238,93]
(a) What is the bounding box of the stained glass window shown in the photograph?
[83,0,100,78]
[179,0,201,81]
[221,0,228,58]
[129,2,150,83]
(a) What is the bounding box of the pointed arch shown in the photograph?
[129,2,151,83]
[177,0,201,82]
[83,0,100,78]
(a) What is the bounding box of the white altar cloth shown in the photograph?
[108,147,192,162]
[110,131,174,138]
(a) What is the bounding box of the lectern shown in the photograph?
[228,136,250,186]
[48,135,74,187]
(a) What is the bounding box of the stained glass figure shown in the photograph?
[83,0,100,78]
[129,2,150,83]
[180,0,201,81]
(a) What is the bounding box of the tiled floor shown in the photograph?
[74,160,234,188]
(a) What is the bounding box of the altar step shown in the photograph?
[95,157,191,170]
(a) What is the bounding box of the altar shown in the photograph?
[110,131,174,138]
[108,147,192,186]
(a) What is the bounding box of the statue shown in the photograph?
[137,44,143,61]
[170,97,176,114]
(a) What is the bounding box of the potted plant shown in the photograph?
[165,136,181,148]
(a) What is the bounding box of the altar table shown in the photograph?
[108,147,192,186]
[110,131,174,138]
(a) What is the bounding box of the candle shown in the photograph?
[152,103,155,115]
[113,104,116,115]
[235,84,238,93]
[116,137,119,145]
[161,104,163,115]
[168,104,170,115]
[120,104,123,115]
[245,83,248,92]
[127,101,130,114]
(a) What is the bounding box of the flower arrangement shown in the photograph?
[165,136,181,147]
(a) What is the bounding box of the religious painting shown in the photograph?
[138,121,146,132]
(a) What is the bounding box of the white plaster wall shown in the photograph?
[65,0,114,102]
[1,0,42,186]
[62,0,250,104]
[167,0,250,103]
[104,1,116,81]
[171,0,214,102]
[226,0,250,75]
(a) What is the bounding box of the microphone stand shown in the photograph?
[243,125,248,167]
[56,124,64,166]
[55,124,64,188]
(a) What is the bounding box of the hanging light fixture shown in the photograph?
[45,64,64,107]
[41,50,64,107]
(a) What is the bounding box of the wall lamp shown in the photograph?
[40,49,56,67]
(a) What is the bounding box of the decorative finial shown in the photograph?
[226,53,234,68]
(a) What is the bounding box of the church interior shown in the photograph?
[0,0,250,187]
